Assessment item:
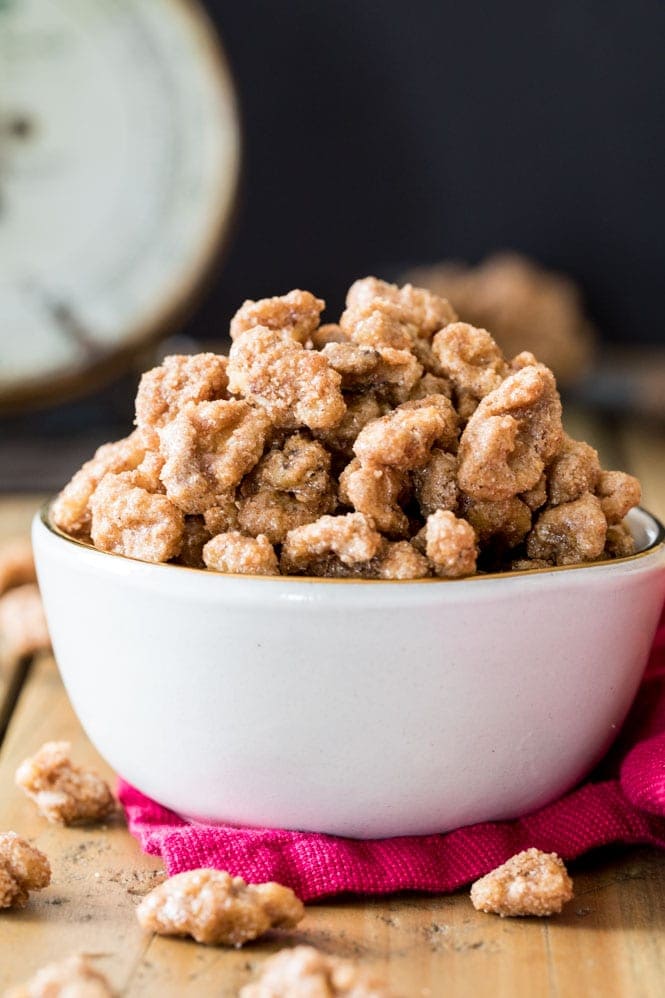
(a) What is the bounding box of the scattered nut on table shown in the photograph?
[470,847,573,916]
[15,741,116,825]
[4,954,112,998]
[0,831,51,909]
[135,869,304,946]
[240,945,390,997]
[0,584,50,661]
[0,539,37,597]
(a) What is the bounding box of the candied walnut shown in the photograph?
[406,253,595,382]
[238,491,334,545]
[51,431,146,537]
[135,353,229,446]
[0,539,36,596]
[432,322,508,400]
[459,496,532,548]
[250,434,332,501]
[5,955,112,998]
[125,449,166,494]
[230,289,325,343]
[203,532,278,576]
[425,510,477,578]
[159,400,271,514]
[354,396,458,472]
[136,869,304,946]
[547,435,601,506]
[237,435,336,543]
[605,522,636,559]
[345,276,456,337]
[526,493,607,566]
[229,326,345,430]
[596,470,641,525]
[322,343,422,405]
[457,365,563,501]
[408,372,453,401]
[0,832,50,909]
[204,495,240,535]
[315,393,386,459]
[281,513,382,575]
[413,449,458,517]
[240,944,390,998]
[339,459,408,536]
[510,350,539,371]
[375,540,430,580]
[15,741,116,825]
[340,298,416,351]
[470,848,573,917]
[309,323,349,349]
[0,585,50,660]
[520,473,548,512]
[90,474,184,563]
[176,516,211,568]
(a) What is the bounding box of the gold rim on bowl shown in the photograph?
[40,502,665,585]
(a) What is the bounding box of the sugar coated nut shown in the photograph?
[15,741,116,825]
[0,584,50,660]
[51,278,642,577]
[4,955,112,998]
[0,832,51,909]
[240,945,390,998]
[470,847,573,917]
[136,869,304,946]
[203,531,278,576]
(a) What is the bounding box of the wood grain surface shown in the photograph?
[0,419,663,997]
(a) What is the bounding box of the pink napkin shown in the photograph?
[119,607,665,901]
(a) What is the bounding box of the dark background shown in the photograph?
[194,0,665,345]
[3,0,665,489]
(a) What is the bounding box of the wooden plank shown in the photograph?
[1,657,665,996]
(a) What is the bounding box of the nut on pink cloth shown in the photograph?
[119,607,665,901]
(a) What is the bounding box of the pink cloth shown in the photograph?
[119,607,665,901]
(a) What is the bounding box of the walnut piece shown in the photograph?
[136,869,304,946]
[51,431,146,537]
[203,532,278,576]
[0,539,36,596]
[135,353,229,446]
[354,396,457,471]
[5,955,112,997]
[230,289,324,343]
[0,585,50,660]
[228,326,345,430]
[457,364,563,501]
[425,510,477,578]
[90,474,184,563]
[159,400,271,514]
[339,459,408,536]
[240,945,390,998]
[526,493,608,566]
[0,832,51,909]
[470,848,573,917]
[15,741,116,825]
[281,513,382,575]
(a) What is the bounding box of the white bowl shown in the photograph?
[33,506,665,839]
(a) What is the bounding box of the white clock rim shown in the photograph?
[1,0,241,412]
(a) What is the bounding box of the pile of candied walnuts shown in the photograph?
[52,278,641,579]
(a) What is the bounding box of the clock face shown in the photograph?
[0,0,240,408]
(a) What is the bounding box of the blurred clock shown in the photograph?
[0,0,240,410]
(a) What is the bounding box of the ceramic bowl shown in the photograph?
[33,505,665,839]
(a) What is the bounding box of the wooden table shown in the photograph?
[1,411,664,997]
